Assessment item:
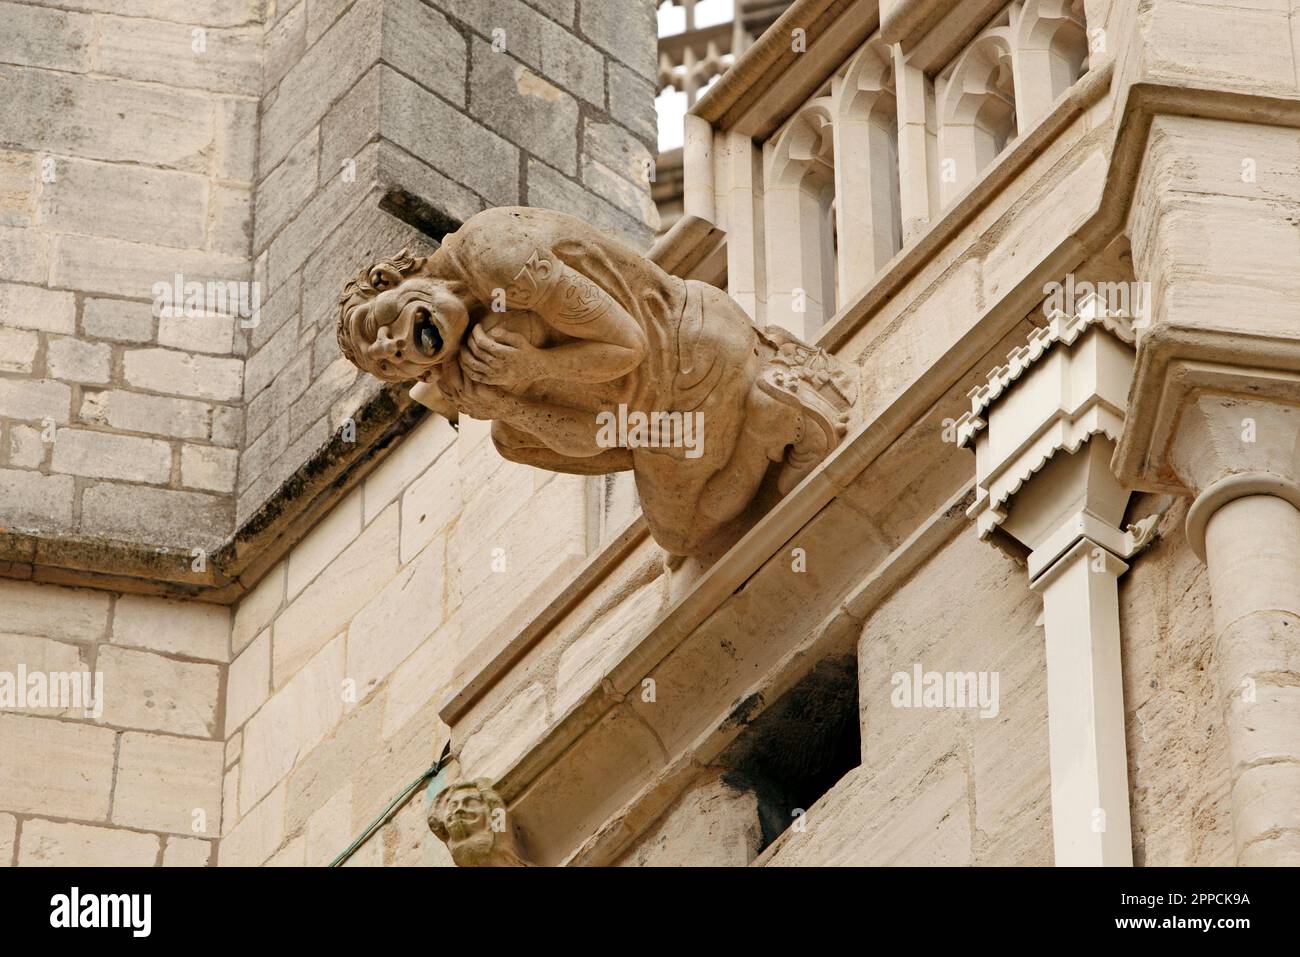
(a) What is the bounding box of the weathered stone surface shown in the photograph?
[578,0,657,79]
[123,348,243,402]
[80,390,210,441]
[112,732,224,835]
[618,772,764,867]
[18,820,159,866]
[346,544,444,703]
[51,428,171,484]
[95,646,221,737]
[96,18,261,95]
[0,283,75,333]
[81,298,154,342]
[286,488,362,600]
[0,328,37,373]
[305,783,352,867]
[45,337,110,384]
[112,594,229,662]
[180,443,239,492]
[470,39,579,175]
[399,441,461,563]
[0,714,116,819]
[0,579,109,642]
[458,682,549,782]
[272,505,399,684]
[0,377,71,423]
[219,781,285,866]
[241,634,346,808]
[38,157,209,249]
[0,813,14,866]
[81,483,230,546]
[158,313,237,355]
[0,633,89,718]
[162,836,214,867]
[226,627,270,732]
[0,468,74,529]
[231,563,284,656]
[0,3,93,72]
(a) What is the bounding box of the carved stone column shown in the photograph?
[1115,113,1300,865]
[1114,338,1300,865]
[958,295,1154,866]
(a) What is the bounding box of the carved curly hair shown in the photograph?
[335,248,424,366]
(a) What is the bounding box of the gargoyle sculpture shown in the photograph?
[338,207,856,555]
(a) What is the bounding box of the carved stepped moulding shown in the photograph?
[337,207,859,556]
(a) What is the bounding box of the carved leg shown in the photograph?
[492,420,633,475]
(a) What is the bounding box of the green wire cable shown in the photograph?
[328,742,451,868]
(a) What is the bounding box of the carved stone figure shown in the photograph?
[427,779,532,867]
[338,207,857,555]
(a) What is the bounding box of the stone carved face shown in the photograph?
[337,252,471,382]
[427,779,514,866]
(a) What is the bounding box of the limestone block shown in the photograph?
[364,414,456,525]
[79,390,210,441]
[458,682,549,782]
[7,425,45,468]
[112,732,224,836]
[162,837,214,867]
[241,634,346,808]
[0,3,92,73]
[225,627,270,732]
[123,348,243,402]
[221,766,238,836]
[526,158,649,248]
[1233,762,1300,852]
[81,483,230,547]
[0,378,70,424]
[0,283,74,334]
[382,792,452,866]
[399,447,461,563]
[264,0,306,92]
[345,544,445,703]
[1143,1,1295,95]
[582,117,655,216]
[0,328,37,373]
[555,577,665,716]
[18,820,159,867]
[219,781,286,866]
[225,731,241,768]
[380,618,458,739]
[579,0,657,79]
[96,18,261,95]
[0,469,74,530]
[0,633,90,718]
[305,783,352,867]
[258,0,381,172]
[470,38,579,175]
[95,646,220,737]
[0,813,13,865]
[45,337,109,384]
[113,594,230,666]
[0,67,211,172]
[286,488,363,600]
[158,313,237,355]
[267,834,306,865]
[283,693,383,836]
[180,443,239,492]
[0,579,109,642]
[254,131,318,248]
[0,149,35,227]
[0,226,47,283]
[38,157,208,249]
[51,234,249,301]
[81,299,154,343]
[379,68,520,207]
[25,1,259,27]
[272,505,398,684]
[50,428,171,484]
[608,63,657,144]
[619,773,765,867]
[0,714,116,819]
[232,562,284,656]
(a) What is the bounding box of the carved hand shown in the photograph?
[440,357,513,420]
[462,326,546,393]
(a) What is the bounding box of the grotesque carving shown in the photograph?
[338,207,857,555]
[427,778,532,867]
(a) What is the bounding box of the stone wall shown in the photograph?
[237,0,661,528]
[0,578,228,865]
[0,0,261,549]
